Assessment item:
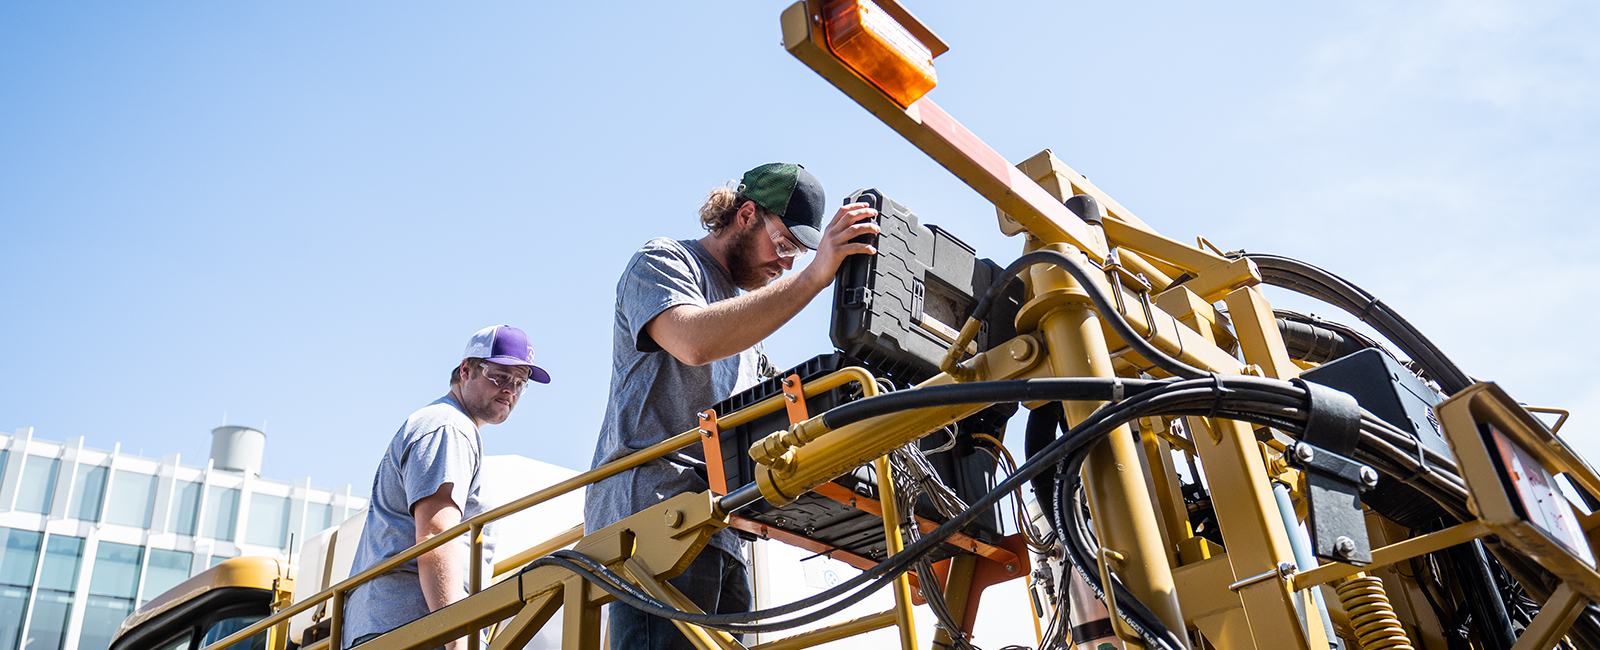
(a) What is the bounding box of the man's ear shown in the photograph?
[458,361,473,383]
[733,200,759,230]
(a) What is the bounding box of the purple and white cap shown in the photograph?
[464,325,551,384]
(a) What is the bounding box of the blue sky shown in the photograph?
[3,0,1597,493]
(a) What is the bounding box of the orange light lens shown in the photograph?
[823,0,937,108]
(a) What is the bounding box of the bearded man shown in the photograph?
[584,162,878,650]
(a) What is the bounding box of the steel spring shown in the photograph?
[1336,575,1415,650]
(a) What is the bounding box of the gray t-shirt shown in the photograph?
[584,237,762,561]
[344,395,496,646]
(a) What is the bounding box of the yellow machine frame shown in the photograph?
[180,3,1600,650]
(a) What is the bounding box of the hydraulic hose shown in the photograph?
[972,249,1212,380]
[1238,253,1473,394]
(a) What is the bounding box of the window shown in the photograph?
[170,480,203,535]
[0,529,43,650]
[16,456,60,514]
[24,589,72,650]
[246,494,289,548]
[37,536,83,592]
[81,542,143,650]
[142,549,192,601]
[0,528,42,588]
[23,536,84,650]
[202,613,268,650]
[305,502,333,536]
[0,585,27,650]
[204,487,240,542]
[69,465,109,522]
[208,554,234,568]
[77,595,135,650]
[89,541,143,600]
[106,471,158,528]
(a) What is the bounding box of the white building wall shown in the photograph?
[0,429,368,650]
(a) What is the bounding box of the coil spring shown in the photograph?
[1336,575,1415,650]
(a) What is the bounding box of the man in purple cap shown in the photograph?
[586,164,878,650]
[344,325,550,650]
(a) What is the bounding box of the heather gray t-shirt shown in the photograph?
[344,395,495,646]
[584,237,763,561]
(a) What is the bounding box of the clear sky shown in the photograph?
[3,0,1597,494]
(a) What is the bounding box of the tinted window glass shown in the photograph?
[69,465,108,522]
[37,536,83,592]
[245,494,289,548]
[170,480,203,535]
[204,487,240,542]
[0,529,43,587]
[23,589,72,650]
[106,471,158,528]
[141,549,193,601]
[16,456,60,514]
[88,541,142,599]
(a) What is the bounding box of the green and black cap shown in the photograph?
[739,162,825,250]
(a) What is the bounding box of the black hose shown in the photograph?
[1239,253,1473,394]
[819,377,1163,430]
[971,249,1211,379]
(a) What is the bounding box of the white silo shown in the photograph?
[211,425,266,475]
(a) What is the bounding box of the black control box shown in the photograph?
[831,188,1023,385]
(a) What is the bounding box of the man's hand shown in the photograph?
[796,202,879,289]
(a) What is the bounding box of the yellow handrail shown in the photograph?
[199,367,877,650]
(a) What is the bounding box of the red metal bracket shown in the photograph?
[698,409,727,495]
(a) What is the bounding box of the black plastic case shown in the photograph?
[830,188,1023,385]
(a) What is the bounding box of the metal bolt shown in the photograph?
[782,377,794,387]
[1334,536,1357,558]
[1005,563,1018,574]
[1359,466,1380,488]
[698,429,711,436]
[664,509,683,529]
[699,412,710,420]
[1009,338,1035,361]
[785,393,798,402]
[1294,444,1315,463]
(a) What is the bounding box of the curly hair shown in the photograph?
[698,184,767,236]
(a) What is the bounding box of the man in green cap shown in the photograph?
[585,163,878,649]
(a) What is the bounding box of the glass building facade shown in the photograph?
[0,429,368,650]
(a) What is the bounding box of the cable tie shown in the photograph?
[1398,433,1435,487]
[1110,376,1125,403]
[1207,373,1228,419]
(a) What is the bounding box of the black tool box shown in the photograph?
[831,188,1023,384]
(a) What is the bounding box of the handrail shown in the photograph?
[198,428,705,650]
[200,367,877,650]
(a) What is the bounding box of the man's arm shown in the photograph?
[413,485,466,614]
[649,203,879,366]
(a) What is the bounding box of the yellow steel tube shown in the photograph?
[1030,249,1185,645]
[493,524,586,578]
[749,610,898,650]
[873,455,919,650]
[199,427,708,650]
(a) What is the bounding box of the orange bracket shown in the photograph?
[698,409,727,495]
[781,373,809,425]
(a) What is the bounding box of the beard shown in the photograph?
[726,219,779,290]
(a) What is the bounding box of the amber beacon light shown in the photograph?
[823,0,937,108]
